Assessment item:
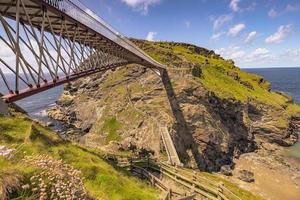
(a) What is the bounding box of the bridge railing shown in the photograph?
[43,0,165,69]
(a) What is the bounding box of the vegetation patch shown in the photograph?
[102,117,122,144]
[0,114,159,200]
[131,39,300,130]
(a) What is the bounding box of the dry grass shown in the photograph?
[0,170,21,200]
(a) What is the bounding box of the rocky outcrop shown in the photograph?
[238,170,255,183]
[48,40,300,172]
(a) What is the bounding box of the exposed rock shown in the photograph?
[46,121,55,127]
[48,40,300,173]
[192,65,202,78]
[227,72,240,81]
[275,91,294,103]
[220,165,233,176]
[238,170,255,183]
[240,81,254,90]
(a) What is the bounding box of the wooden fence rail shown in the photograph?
[130,165,195,200]
[104,154,241,200]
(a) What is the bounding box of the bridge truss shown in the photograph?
[0,0,165,102]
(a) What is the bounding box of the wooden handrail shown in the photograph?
[104,154,242,200]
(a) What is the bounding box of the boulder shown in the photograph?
[238,170,255,183]
[192,65,202,78]
[46,121,55,127]
[220,165,233,176]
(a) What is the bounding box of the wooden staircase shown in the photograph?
[160,126,182,166]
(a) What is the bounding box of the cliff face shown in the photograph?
[48,40,300,171]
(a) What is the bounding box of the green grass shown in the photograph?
[0,114,159,200]
[200,66,287,107]
[102,117,122,144]
[132,39,300,122]
[286,104,300,117]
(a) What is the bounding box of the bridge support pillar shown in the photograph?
[0,99,9,116]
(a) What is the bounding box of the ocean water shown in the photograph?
[244,67,300,159]
[0,73,63,120]
[244,67,300,104]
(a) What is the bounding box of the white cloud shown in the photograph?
[251,48,270,56]
[216,46,277,66]
[286,4,300,12]
[227,23,246,37]
[0,41,14,58]
[185,21,191,28]
[265,24,293,44]
[213,14,233,31]
[245,2,257,11]
[146,32,157,41]
[210,32,224,41]
[229,0,240,12]
[268,8,278,18]
[216,46,300,67]
[281,49,300,62]
[121,0,161,15]
[215,46,245,60]
[244,31,257,44]
[244,48,276,63]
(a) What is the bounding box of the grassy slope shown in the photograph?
[133,40,300,121]
[0,112,159,200]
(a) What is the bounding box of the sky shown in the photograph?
[80,0,300,68]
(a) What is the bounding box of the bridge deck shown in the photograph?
[0,0,164,68]
[0,0,165,102]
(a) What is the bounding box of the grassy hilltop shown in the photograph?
[132,39,300,124]
[134,39,300,113]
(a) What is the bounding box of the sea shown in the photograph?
[244,67,300,159]
[244,67,300,105]
[0,73,63,121]
[1,67,300,156]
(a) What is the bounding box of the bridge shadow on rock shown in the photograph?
[161,69,205,169]
[202,95,257,171]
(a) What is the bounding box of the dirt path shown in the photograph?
[224,153,300,200]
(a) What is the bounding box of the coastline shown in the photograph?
[287,131,300,159]
[3,66,300,200]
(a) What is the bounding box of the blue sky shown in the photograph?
[82,0,300,68]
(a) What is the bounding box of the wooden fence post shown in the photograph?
[129,158,133,173]
[174,165,178,180]
[168,189,172,200]
[147,157,150,169]
[150,175,153,186]
[217,182,224,200]
[159,164,163,179]
[0,99,8,116]
[191,171,197,192]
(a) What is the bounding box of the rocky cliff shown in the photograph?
[48,40,300,171]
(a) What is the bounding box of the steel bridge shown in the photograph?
[0,0,165,103]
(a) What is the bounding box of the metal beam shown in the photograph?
[0,0,165,103]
